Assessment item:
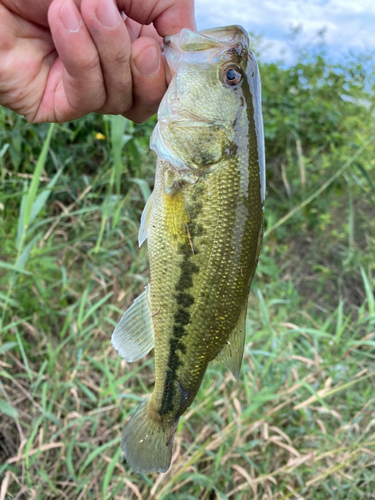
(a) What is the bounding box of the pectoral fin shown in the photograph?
[138,191,154,247]
[112,287,154,362]
[216,304,247,379]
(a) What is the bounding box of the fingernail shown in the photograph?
[60,0,81,33]
[96,0,119,28]
[134,46,160,77]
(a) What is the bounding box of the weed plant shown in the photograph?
[0,47,375,499]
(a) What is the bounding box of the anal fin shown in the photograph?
[216,303,247,379]
[112,287,154,362]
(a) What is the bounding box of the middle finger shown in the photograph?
[81,0,133,115]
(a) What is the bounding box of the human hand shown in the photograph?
[0,0,195,123]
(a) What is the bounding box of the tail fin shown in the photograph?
[121,398,177,474]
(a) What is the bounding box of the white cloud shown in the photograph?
[195,0,375,61]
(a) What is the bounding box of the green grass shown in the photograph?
[1,49,375,499]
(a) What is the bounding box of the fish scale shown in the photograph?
[111,25,265,473]
[150,150,260,443]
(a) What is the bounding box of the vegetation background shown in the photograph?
[0,34,375,499]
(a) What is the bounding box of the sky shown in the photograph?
[194,0,375,63]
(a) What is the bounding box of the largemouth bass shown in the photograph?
[112,25,265,474]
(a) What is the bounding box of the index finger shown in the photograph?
[117,0,196,37]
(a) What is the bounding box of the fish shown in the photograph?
[112,25,265,474]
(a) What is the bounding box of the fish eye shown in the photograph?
[222,65,242,87]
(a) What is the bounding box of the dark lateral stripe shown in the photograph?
[159,209,201,415]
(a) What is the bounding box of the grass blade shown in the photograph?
[0,261,31,275]
[130,178,151,203]
[265,134,375,237]
[0,399,19,419]
[102,446,122,499]
[13,324,33,382]
[81,291,113,325]
[16,182,28,249]
[79,437,120,475]
[360,266,375,316]
[111,115,127,196]
[29,167,63,224]
[16,233,41,272]
[0,341,17,354]
[17,124,54,251]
